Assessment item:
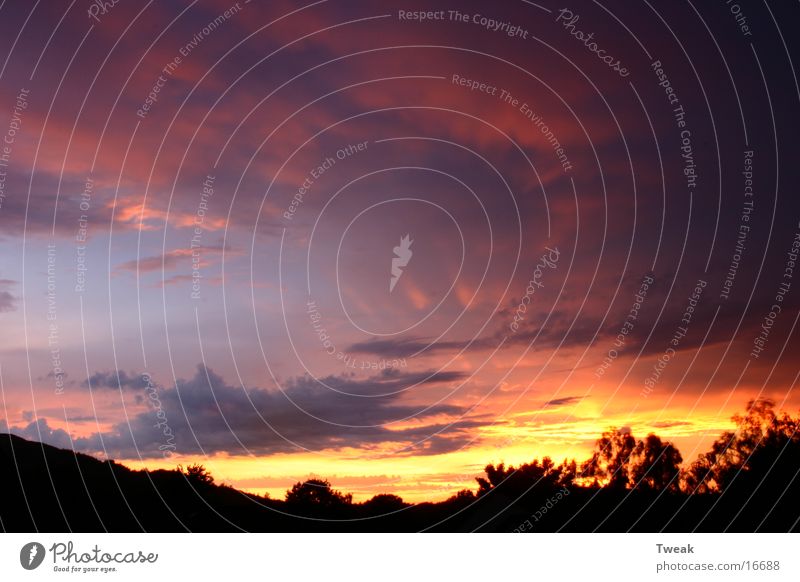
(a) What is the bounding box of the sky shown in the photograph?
[0,0,798,502]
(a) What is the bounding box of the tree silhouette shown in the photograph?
[582,428,681,491]
[476,457,573,496]
[629,434,682,492]
[447,489,476,503]
[361,493,407,514]
[683,399,800,494]
[183,464,215,486]
[285,478,353,515]
[581,427,636,489]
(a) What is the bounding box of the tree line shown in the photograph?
[203,398,799,517]
[2,398,797,531]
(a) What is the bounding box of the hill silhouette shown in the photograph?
[2,399,799,532]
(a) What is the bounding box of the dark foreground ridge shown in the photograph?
[2,399,799,532]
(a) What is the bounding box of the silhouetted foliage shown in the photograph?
[447,489,476,503]
[630,434,682,492]
[581,427,636,489]
[183,464,215,487]
[684,399,800,494]
[285,478,352,516]
[580,428,681,492]
[476,457,574,497]
[361,493,408,514]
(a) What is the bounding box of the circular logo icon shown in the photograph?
[19,542,46,570]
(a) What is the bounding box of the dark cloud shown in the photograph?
[57,365,486,458]
[325,367,469,396]
[348,337,446,358]
[0,279,17,312]
[542,396,584,407]
[348,335,500,359]
[620,302,800,361]
[0,173,110,238]
[0,290,15,313]
[650,421,692,429]
[348,278,799,376]
[83,370,150,390]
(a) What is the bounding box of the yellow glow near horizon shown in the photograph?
[118,408,735,503]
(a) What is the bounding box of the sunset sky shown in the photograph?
[0,0,798,502]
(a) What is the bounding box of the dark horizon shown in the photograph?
[3,396,799,532]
